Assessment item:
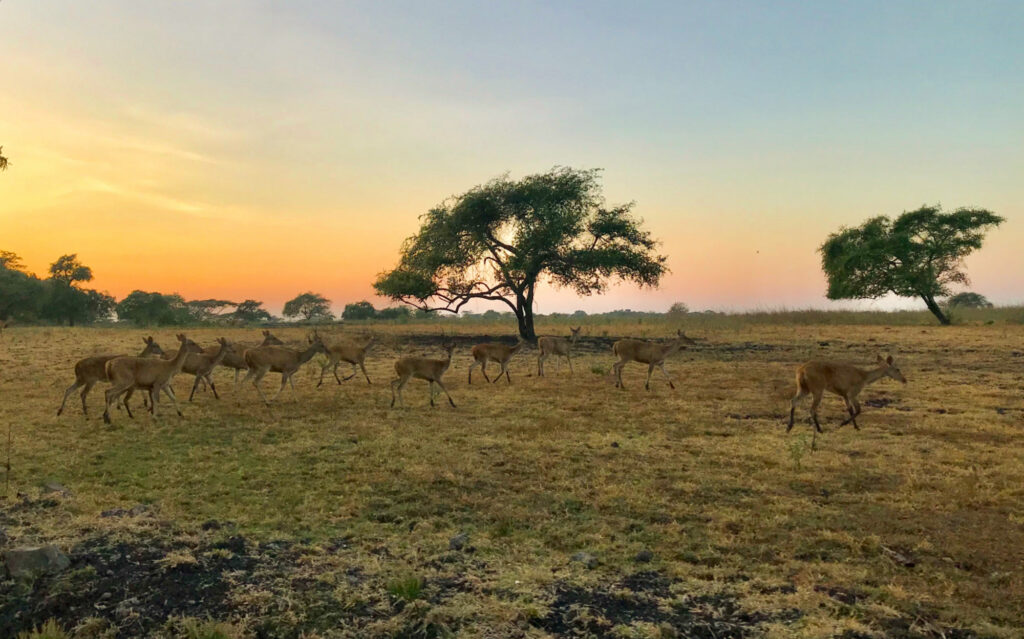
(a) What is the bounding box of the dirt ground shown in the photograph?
[0,321,1022,638]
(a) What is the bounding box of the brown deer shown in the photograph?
[185,338,235,401]
[391,342,457,408]
[102,334,192,424]
[468,338,525,384]
[216,330,285,387]
[612,330,697,390]
[57,336,166,416]
[242,331,328,404]
[317,335,376,387]
[537,326,581,376]
[788,355,908,433]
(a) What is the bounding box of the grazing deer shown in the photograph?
[217,330,285,387]
[57,336,166,416]
[317,336,376,387]
[468,338,525,384]
[391,342,457,408]
[242,332,328,404]
[612,330,697,390]
[788,355,908,433]
[102,334,192,424]
[185,338,235,401]
[537,326,581,376]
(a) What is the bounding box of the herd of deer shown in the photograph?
[48,325,908,433]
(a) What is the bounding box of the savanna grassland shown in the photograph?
[1,317,1022,638]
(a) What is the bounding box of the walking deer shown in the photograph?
[391,342,457,408]
[242,332,328,404]
[537,326,581,376]
[102,334,192,424]
[185,338,235,401]
[788,355,908,433]
[217,330,285,387]
[57,336,166,416]
[468,338,525,384]
[612,330,697,390]
[318,336,376,387]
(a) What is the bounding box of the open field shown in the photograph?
[1,320,1022,638]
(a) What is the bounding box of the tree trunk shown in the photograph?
[513,295,536,340]
[922,295,950,325]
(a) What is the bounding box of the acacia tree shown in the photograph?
[283,292,333,322]
[946,292,992,309]
[233,299,272,322]
[0,146,8,172]
[374,167,667,339]
[820,205,1003,325]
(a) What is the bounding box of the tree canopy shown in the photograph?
[283,292,334,322]
[820,205,1003,325]
[373,167,667,338]
[945,291,993,309]
[342,301,377,320]
[0,146,8,172]
[233,299,272,322]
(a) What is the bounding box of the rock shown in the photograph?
[571,551,598,569]
[41,481,70,497]
[115,596,140,618]
[634,549,654,563]
[3,545,71,579]
[449,532,469,551]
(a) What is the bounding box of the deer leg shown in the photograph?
[850,398,862,430]
[428,381,436,407]
[645,363,655,391]
[658,363,675,389]
[567,354,574,376]
[360,362,371,385]
[58,380,84,416]
[614,361,626,389]
[810,391,823,433]
[103,386,126,424]
[538,353,545,377]
[233,368,241,389]
[248,367,271,405]
[491,363,506,384]
[390,376,407,408]
[839,397,856,427]
[189,375,202,402]
[208,375,219,400]
[435,379,456,407]
[317,362,329,388]
[467,360,478,384]
[788,390,808,432]
[504,364,511,384]
[164,385,184,417]
[271,374,288,401]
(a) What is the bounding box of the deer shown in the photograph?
[788,355,908,434]
[57,336,166,416]
[184,338,236,401]
[216,330,285,388]
[242,331,328,404]
[611,329,697,390]
[102,334,192,424]
[537,326,581,376]
[317,335,376,387]
[391,342,457,408]
[468,338,526,384]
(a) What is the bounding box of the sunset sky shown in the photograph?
[2,1,1021,315]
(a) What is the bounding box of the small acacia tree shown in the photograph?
[820,205,1003,325]
[946,291,993,309]
[233,299,272,322]
[374,167,667,339]
[0,146,8,172]
[283,292,333,322]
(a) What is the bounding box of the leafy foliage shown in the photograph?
[342,301,377,320]
[945,291,993,309]
[116,290,193,326]
[0,146,8,172]
[374,167,667,338]
[283,292,333,322]
[233,299,272,322]
[820,205,1003,324]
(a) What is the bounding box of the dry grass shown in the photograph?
[1,320,1022,638]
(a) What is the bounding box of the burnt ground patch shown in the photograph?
[531,570,799,638]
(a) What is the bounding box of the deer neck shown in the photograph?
[210,343,231,367]
[862,366,889,387]
[169,342,191,373]
[298,344,321,366]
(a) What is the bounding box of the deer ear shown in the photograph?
[886,355,894,365]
